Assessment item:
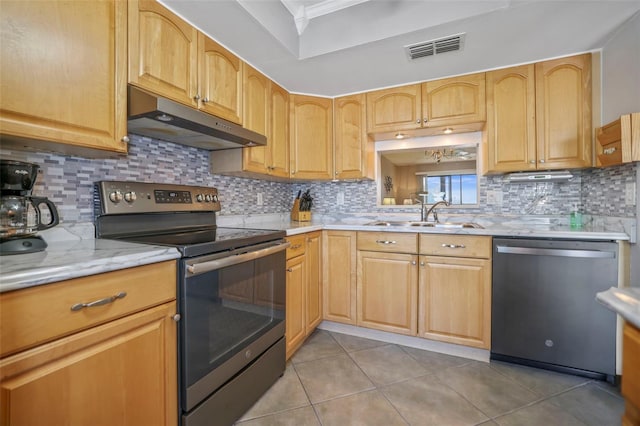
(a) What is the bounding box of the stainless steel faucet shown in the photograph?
[425,200,450,222]
[414,197,426,221]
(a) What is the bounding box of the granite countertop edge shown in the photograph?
[596,287,640,329]
[0,239,181,293]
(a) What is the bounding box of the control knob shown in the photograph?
[205,194,212,202]
[124,191,137,203]
[109,190,123,204]
[196,194,204,202]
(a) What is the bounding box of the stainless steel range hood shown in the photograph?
[127,86,266,150]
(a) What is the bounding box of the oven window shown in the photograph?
[182,250,285,388]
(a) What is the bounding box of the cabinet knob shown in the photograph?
[411,261,417,265]
[420,261,425,266]
[193,94,201,101]
[172,314,181,322]
[416,119,421,124]
[286,268,293,272]
[539,159,545,163]
[121,135,130,143]
[530,160,535,164]
[203,97,209,103]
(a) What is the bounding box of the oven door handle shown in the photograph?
[186,241,290,276]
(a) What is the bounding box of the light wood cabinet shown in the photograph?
[290,94,334,180]
[485,64,537,172]
[129,0,243,123]
[333,94,374,180]
[422,73,486,127]
[199,35,243,123]
[285,253,306,359]
[0,261,178,425]
[366,73,485,135]
[0,0,128,154]
[484,54,592,173]
[357,250,418,336]
[242,63,270,174]
[128,0,199,108]
[323,230,357,325]
[285,232,322,359]
[418,234,491,349]
[622,322,640,426]
[535,54,592,170]
[268,82,291,178]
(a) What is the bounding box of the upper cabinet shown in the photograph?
[268,82,290,178]
[128,0,199,108]
[0,0,128,154]
[595,112,640,167]
[199,36,243,123]
[333,94,373,180]
[485,64,537,172]
[290,94,333,180]
[422,73,486,127]
[129,0,243,123]
[242,63,270,174]
[366,73,486,137]
[484,54,592,173]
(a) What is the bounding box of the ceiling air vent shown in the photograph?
[405,33,466,60]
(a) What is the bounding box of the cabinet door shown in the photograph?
[128,0,198,108]
[323,231,357,325]
[199,35,243,123]
[623,323,640,425]
[0,302,177,426]
[422,73,486,127]
[419,256,491,349]
[366,84,422,133]
[0,0,128,153]
[286,255,306,359]
[535,53,592,169]
[290,94,333,180]
[334,94,372,180]
[485,64,537,173]
[242,63,269,174]
[357,251,418,336]
[269,81,290,178]
[305,232,322,333]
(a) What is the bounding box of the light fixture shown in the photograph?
[425,148,455,163]
[395,133,405,139]
[155,114,173,122]
[443,127,453,134]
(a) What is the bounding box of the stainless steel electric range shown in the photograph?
[94,181,288,426]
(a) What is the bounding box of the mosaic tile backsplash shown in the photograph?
[0,134,637,224]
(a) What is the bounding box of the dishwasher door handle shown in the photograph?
[495,245,616,258]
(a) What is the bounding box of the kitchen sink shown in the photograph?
[364,221,483,229]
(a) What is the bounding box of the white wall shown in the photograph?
[601,11,640,123]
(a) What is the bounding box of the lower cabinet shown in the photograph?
[322,230,357,324]
[285,231,322,359]
[0,261,178,425]
[622,322,640,426]
[352,231,492,349]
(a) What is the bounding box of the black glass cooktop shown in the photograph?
[121,227,286,258]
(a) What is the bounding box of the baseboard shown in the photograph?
[317,321,490,362]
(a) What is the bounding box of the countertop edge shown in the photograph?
[596,287,640,329]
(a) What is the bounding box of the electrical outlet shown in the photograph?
[257,193,263,206]
[337,192,345,205]
[495,191,503,206]
[486,190,496,205]
[625,182,636,205]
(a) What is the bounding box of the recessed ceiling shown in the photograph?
[161,0,640,97]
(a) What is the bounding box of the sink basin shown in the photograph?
[365,221,483,229]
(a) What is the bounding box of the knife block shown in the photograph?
[290,199,311,222]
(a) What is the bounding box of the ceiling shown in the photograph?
[161,0,640,97]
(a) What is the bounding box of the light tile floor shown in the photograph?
[236,330,625,426]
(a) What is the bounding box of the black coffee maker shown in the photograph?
[0,160,59,255]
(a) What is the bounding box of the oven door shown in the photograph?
[180,240,288,413]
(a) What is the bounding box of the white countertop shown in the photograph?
[0,239,180,293]
[597,287,640,329]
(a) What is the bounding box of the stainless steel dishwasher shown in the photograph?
[491,238,618,382]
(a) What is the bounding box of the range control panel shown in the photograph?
[95,181,221,215]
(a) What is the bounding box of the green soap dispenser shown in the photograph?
[570,203,582,229]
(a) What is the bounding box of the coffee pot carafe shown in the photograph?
[1,160,59,255]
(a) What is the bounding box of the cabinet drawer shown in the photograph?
[357,232,417,254]
[0,261,176,358]
[419,234,491,258]
[286,235,306,259]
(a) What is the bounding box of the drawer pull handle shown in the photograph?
[441,243,466,249]
[375,240,397,245]
[71,292,127,312]
[286,268,293,272]
[290,244,302,250]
